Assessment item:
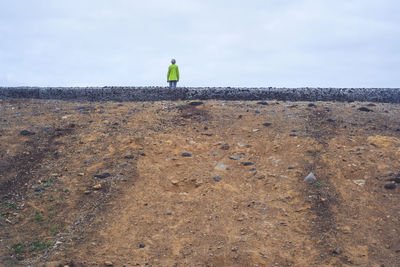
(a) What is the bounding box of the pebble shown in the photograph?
[195,180,203,187]
[94,173,111,179]
[358,107,373,112]
[288,166,295,170]
[181,152,192,157]
[304,172,316,182]
[189,101,204,106]
[332,247,341,255]
[20,130,35,136]
[384,183,396,190]
[139,243,145,248]
[171,179,179,185]
[220,144,230,150]
[386,178,400,183]
[263,123,272,127]
[167,212,172,215]
[237,142,246,147]
[215,163,228,170]
[229,155,242,160]
[257,101,269,105]
[308,103,316,107]
[327,118,335,122]
[124,155,135,159]
[213,176,222,182]
[353,180,365,186]
[92,184,102,190]
[242,162,254,166]
[77,173,84,176]
[255,110,260,114]
[289,133,297,137]
[104,261,113,266]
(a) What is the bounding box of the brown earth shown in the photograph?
[0,98,400,267]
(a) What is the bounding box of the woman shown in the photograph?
[167,59,179,88]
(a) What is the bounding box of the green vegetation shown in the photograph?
[12,240,52,255]
[30,240,52,252]
[12,242,24,254]
[34,210,44,222]
[49,224,63,235]
[1,199,17,218]
[316,182,323,188]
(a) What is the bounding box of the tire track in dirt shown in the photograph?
[301,105,346,265]
[0,125,75,200]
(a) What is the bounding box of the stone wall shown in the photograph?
[1,87,400,103]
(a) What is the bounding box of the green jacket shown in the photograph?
[167,64,179,81]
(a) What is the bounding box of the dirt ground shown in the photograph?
[1,98,400,267]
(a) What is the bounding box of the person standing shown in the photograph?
[167,59,179,88]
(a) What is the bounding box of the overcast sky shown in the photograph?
[0,0,399,87]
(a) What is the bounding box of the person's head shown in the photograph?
[171,59,176,64]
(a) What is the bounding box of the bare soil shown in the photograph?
[1,98,400,267]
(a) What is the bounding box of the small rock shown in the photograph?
[181,152,192,157]
[257,101,269,105]
[288,166,295,170]
[77,173,84,176]
[384,183,396,190]
[167,212,172,215]
[229,155,242,160]
[289,133,297,137]
[242,162,254,166]
[395,128,400,132]
[189,101,204,106]
[327,118,335,123]
[195,180,203,187]
[124,155,135,159]
[92,184,102,190]
[304,172,316,183]
[353,180,365,186]
[263,123,272,127]
[237,142,246,147]
[308,103,316,107]
[255,110,260,114]
[215,163,228,170]
[386,177,400,183]
[220,144,230,150]
[171,179,179,185]
[20,130,35,136]
[139,243,145,248]
[34,187,44,192]
[84,190,91,194]
[249,168,257,171]
[213,176,222,182]
[358,107,373,112]
[332,247,341,255]
[94,173,110,179]
[104,261,113,266]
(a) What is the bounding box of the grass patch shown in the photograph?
[34,210,44,222]
[12,240,52,255]
[12,242,24,254]
[316,182,323,188]
[30,240,52,252]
